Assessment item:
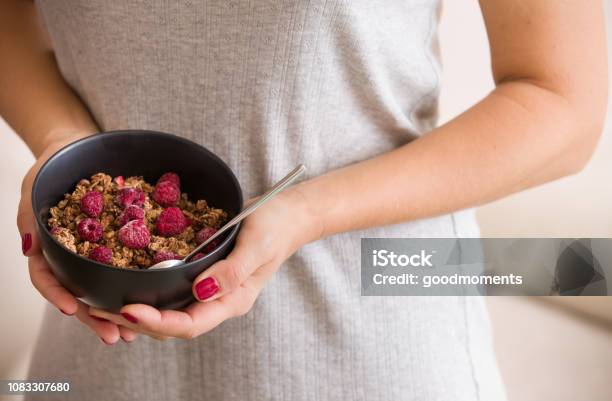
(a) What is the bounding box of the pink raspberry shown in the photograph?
[157,172,180,189]
[114,175,125,187]
[153,250,177,264]
[117,205,145,227]
[118,220,151,249]
[77,218,103,242]
[195,227,221,253]
[192,253,206,261]
[115,187,145,209]
[80,191,104,217]
[152,181,180,207]
[155,207,189,236]
[89,246,113,264]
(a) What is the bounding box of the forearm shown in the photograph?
[0,0,97,157]
[296,79,606,240]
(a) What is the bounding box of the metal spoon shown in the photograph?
[149,164,306,269]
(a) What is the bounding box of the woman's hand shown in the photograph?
[89,188,322,340]
[16,130,139,344]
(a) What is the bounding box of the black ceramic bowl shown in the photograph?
[32,130,243,312]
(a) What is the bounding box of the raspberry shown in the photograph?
[80,191,104,217]
[89,246,113,264]
[114,175,125,187]
[117,205,145,227]
[157,172,180,189]
[153,250,177,264]
[77,218,103,242]
[192,253,206,261]
[152,181,180,207]
[195,226,221,253]
[115,187,145,209]
[156,207,189,236]
[118,220,151,249]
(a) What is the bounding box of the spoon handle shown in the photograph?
[183,164,307,261]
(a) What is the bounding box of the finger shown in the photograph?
[192,225,273,302]
[73,301,121,344]
[89,307,172,341]
[91,261,278,341]
[99,295,249,339]
[88,255,280,341]
[87,308,124,325]
[119,304,196,340]
[184,260,278,335]
[16,194,41,256]
[28,254,78,315]
[119,326,139,343]
[143,332,171,341]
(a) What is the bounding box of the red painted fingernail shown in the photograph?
[121,312,138,324]
[21,233,32,255]
[90,315,109,322]
[195,277,219,301]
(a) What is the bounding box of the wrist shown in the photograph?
[35,127,96,158]
[282,183,326,246]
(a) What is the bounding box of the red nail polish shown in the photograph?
[21,233,32,255]
[121,312,138,324]
[195,277,219,300]
[90,315,109,322]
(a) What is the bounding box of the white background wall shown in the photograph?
[1,1,611,401]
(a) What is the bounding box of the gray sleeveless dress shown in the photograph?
[29,1,506,400]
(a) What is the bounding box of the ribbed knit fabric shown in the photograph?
[28,1,506,400]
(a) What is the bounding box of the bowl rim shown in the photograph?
[32,129,244,273]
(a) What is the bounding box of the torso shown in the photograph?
[28,1,506,400]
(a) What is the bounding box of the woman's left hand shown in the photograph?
[89,189,321,340]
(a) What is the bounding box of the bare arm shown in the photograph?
[0,0,97,156]
[296,0,608,238]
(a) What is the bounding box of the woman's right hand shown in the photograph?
[16,130,138,345]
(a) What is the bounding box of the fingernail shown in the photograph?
[195,277,219,301]
[100,338,112,345]
[60,309,72,316]
[121,312,138,324]
[90,315,109,322]
[21,233,32,255]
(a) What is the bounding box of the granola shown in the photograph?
[47,172,228,269]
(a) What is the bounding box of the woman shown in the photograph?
[3,0,606,400]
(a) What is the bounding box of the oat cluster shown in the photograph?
[48,172,228,268]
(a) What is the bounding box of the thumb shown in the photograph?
[192,232,268,302]
[16,180,41,257]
